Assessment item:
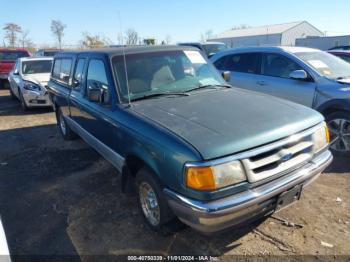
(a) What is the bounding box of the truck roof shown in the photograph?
[55,45,200,57]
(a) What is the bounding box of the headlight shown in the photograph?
[312,123,330,153]
[23,81,41,91]
[186,160,246,191]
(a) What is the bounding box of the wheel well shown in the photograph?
[122,155,161,193]
[321,107,349,118]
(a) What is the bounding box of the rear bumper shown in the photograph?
[164,150,332,234]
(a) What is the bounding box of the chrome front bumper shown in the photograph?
[164,150,333,233]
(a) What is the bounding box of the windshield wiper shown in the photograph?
[131,92,190,101]
[185,84,231,93]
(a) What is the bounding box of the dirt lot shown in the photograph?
[0,88,349,260]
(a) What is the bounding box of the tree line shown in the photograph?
[2,21,175,50]
[2,20,223,50]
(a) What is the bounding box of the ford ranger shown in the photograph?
[47,46,332,234]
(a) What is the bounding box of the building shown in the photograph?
[296,35,350,50]
[209,21,324,48]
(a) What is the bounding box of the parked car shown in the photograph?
[34,49,61,57]
[328,50,350,64]
[211,46,350,156]
[47,46,332,234]
[178,42,227,58]
[8,57,53,110]
[328,45,350,51]
[0,48,30,88]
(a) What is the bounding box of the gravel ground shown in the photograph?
[0,89,349,261]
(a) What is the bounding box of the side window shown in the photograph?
[224,53,261,74]
[52,58,72,84]
[60,59,72,83]
[52,59,61,79]
[261,54,302,79]
[73,58,86,90]
[86,59,110,104]
[213,56,228,71]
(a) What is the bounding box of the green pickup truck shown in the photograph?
[48,46,332,234]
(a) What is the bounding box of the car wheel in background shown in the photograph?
[18,89,29,111]
[135,167,178,235]
[56,108,78,140]
[326,111,350,157]
[9,87,16,100]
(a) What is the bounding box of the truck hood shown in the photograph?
[0,60,15,73]
[131,88,323,160]
[22,73,50,86]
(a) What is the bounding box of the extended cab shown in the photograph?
[0,48,30,88]
[48,46,332,234]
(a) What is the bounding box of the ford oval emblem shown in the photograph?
[281,153,293,161]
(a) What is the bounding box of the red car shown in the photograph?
[328,50,350,64]
[0,48,30,88]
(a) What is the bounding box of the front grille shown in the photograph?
[242,134,314,183]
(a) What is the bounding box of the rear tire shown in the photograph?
[56,107,78,140]
[135,167,177,235]
[326,111,350,157]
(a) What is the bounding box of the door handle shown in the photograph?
[257,80,268,86]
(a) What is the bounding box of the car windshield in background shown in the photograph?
[112,50,225,102]
[296,51,350,79]
[0,51,29,61]
[44,51,59,57]
[22,60,53,74]
[202,44,227,56]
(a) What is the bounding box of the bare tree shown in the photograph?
[3,23,22,47]
[20,30,30,48]
[200,29,214,42]
[50,20,66,49]
[125,29,138,45]
[80,32,108,49]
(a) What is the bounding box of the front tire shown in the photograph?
[326,111,350,157]
[9,87,16,100]
[18,89,29,111]
[135,167,176,234]
[56,108,78,140]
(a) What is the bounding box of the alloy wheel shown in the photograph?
[328,118,350,152]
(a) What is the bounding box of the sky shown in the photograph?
[1,0,350,47]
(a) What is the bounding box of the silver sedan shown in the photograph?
[8,57,53,110]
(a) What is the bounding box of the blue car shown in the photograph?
[211,46,350,156]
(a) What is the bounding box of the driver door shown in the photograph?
[256,53,317,107]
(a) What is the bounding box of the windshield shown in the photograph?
[0,51,29,61]
[295,51,350,79]
[202,44,227,56]
[112,50,225,102]
[22,60,53,74]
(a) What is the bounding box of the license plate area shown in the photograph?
[275,185,302,211]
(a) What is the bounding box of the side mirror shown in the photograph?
[87,84,102,102]
[13,70,19,75]
[289,70,308,80]
[72,79,80,87]
[222,71,231,82]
